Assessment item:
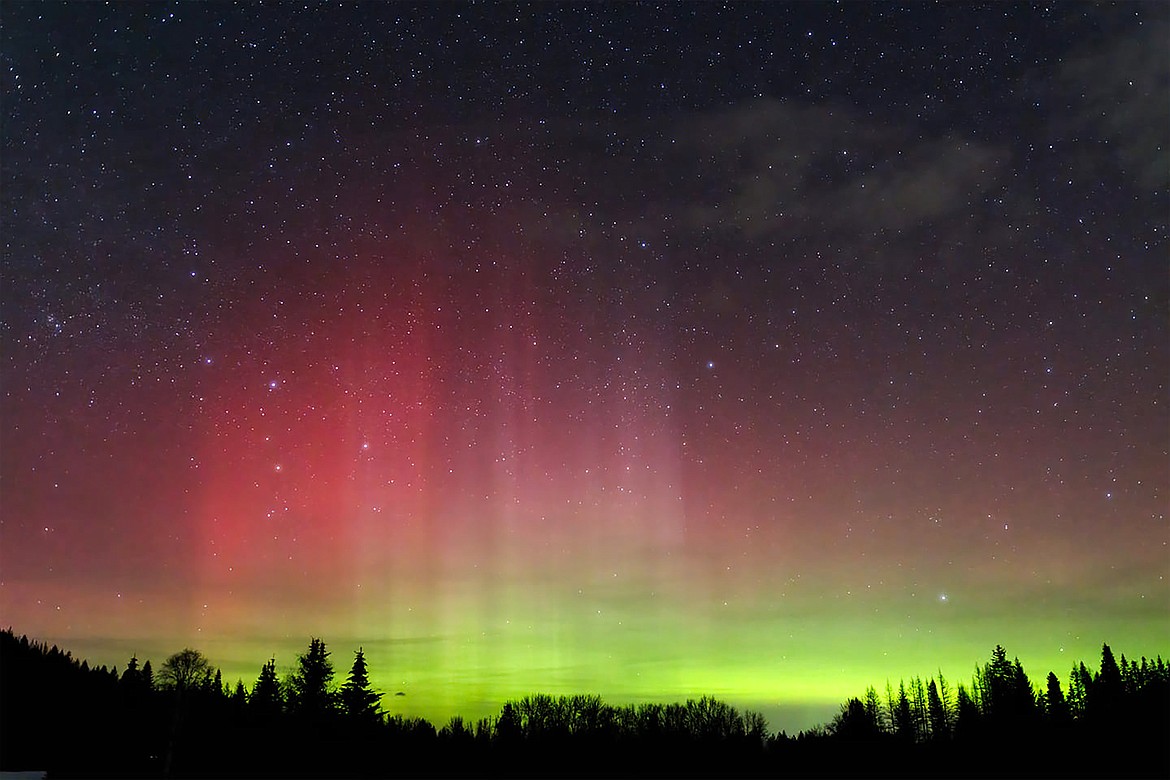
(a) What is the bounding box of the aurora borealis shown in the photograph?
[2,3,1167,733]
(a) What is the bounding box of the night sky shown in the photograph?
[2,2,1167,732]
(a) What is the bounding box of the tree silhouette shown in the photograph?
[496,700,522,745]
[743,709,769,747]
[230,679,247,709]
[159,648,213,694]
[1098,644,1121,688]
[891,682,914,742]
[250,658,283,720]
[830,697,883,740]
[974,645,1036,732]
[1090,642,1123,720]
[120,654,152,703]
[158,648,215,777]
[978,645,1009,718]
[926,678,950,740]
[1068,661,1090,717]
[863,685,886,733]
[1044,671,1070,724]
[4,628,1169,779]
[909,677,929,741]
[339,647,381,724]
[953,683,980,739]
[289,637,335,723]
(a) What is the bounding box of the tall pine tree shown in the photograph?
[290,638,335,723]
[251,658,283,720]
[1090,643,1124,720]
[1045,671,1071,724]
[339,648,382,725]
[927,678,950,740]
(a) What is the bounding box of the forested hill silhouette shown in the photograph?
[1,628,1166,778]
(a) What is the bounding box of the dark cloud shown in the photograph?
[668,99,1007,238]
[1053,15,1169,193]
[518,99,1007,249]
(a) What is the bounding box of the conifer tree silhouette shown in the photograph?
[4,628,1168,778]
[121,655,140,685]
[954,683,980,739]
[927,678,950,740]
[290,638,335,722]
[231,679,247,708]
[909,677,929,740]
[340,647,382,724]
[863,686,886,734]
[120,654,152,703]
[1044,671,1070,724]
[892,682,914,742]
[830,698,881,740]
[1068,662,1091,717]
[1091,643,1123,719]
[251,658,283,719]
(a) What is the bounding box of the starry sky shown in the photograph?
[2,2,1167,733]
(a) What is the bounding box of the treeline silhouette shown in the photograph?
[1,628,1166,778]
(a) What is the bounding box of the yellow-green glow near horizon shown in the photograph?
[33,568,1170,733]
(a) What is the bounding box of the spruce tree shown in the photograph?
[927,678,950,740]
[1091,643,1123,719]
[251,658,283,719]
[954,684,981,740]
[830,698,877,740]
[121,656,141,690]
[1098,644,1122,689]
[892,682,915,742]
[863,686,886,733]
[1045,671,1070,724]
[910,677,929,741]
[1067,663,1089,718]
[231,680,247,708]
[340,648,382,724]
[291,638,335,722]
